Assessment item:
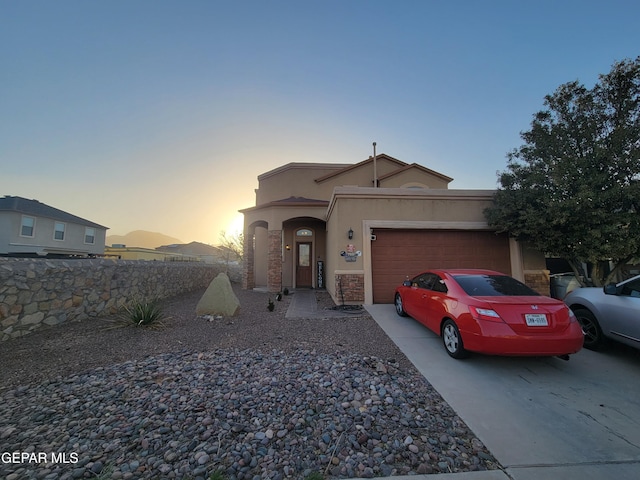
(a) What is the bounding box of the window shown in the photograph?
[298,243,311,267]
[411,273,448,293]
[54,222,65,241]
[21,216,35,237]
[85,227,95,244]
[296,228,313,237]
[454,274,540,297]
[620,278,640,297]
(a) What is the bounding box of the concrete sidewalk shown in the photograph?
[285,289,364,318]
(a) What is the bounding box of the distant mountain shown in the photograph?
[106,230,183,249]
[156,241,223,256]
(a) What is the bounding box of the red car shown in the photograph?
[394,269,584,359]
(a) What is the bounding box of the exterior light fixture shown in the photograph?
[348,228,353,240]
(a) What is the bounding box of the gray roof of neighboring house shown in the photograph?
[0,196,108,229]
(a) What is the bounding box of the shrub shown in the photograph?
[123,298,165,327]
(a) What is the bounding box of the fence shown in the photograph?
[0,258,220,341]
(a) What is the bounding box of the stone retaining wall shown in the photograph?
[0,258,220,341]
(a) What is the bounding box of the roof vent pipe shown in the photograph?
[373,142,377,188]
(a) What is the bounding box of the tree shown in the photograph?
[218,230,244,264]
[485,57,640,286]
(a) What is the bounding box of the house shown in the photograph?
[0,196,108,257]
[156,241,227,264]
[240,154,548,304]
[103,245,200,262]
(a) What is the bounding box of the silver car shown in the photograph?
[564,274,640,350]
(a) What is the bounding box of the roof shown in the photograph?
[258,162,351,181]
[377,163,453,183]
[239,196,329,213]
[0,196,108,229]
[313,153,408,183]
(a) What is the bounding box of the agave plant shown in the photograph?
[123,298,165,327]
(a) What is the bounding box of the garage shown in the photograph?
[371,229,512,303]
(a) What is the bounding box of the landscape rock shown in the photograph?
[195,272,240,317]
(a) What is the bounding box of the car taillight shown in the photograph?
[470,306,504,322]
[567,308,577,323]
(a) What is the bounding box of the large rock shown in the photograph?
[196,272,240,317]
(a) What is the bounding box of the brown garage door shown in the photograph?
[371,229,511,303]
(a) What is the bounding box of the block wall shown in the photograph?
[0,258,219,341]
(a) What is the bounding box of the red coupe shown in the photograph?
[394,269,584,359]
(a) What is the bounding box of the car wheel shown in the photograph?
[395,293,407,317]
[574,308,605,350]
[442,319,468,359]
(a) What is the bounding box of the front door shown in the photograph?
[296,242,312,287]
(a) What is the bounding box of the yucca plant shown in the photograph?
[123,298,165,327]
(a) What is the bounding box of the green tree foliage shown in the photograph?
[485,57,640,285]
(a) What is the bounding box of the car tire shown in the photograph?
[395,293,407,317]
[442,319,468,359]
[574,308,605,350]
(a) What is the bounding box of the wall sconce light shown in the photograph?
[348,228,353,240]
[285,244,291,251]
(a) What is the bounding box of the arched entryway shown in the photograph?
[282,218,326,290]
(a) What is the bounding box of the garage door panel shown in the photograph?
[371,230,511,303]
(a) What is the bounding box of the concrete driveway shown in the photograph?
[366,304,640,480]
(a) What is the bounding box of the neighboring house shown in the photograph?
[103,246,200,262]
[103,242,229,263]
[156,242,227,263]
[156,241,227,264]
[240,154,548,304]
[0,196,107,257]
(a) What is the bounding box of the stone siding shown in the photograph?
[334,273,365,304]
[267,230,282,293]
[524,269,551,296]
[0,258,219,341]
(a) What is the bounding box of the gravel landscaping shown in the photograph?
[0,285,500,479]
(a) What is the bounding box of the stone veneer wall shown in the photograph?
[524,270,551,296]
[334,273,365,304]
[0,258,219,342]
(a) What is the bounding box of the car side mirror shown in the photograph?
[603,283,618,295]
[403,280,412,287]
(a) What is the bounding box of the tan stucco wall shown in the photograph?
[315,158,405,190]
[253,158,451,205]
[379,169,450,189]
[325,187,530,304]
[243,161,548,302]
[243,206,327,289]
[327,187,496,249]
[255,164,348,204]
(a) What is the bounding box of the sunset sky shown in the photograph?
[2,1,638,245]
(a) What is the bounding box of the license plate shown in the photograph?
[525,313,548,326]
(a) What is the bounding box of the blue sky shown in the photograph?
[1,0,638,244]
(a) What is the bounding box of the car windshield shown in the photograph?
[453,274,541,297]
